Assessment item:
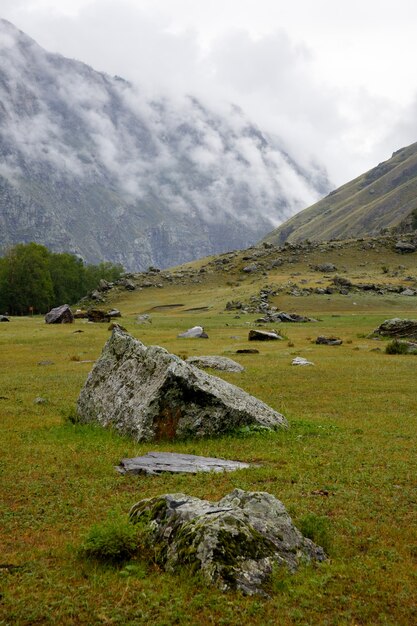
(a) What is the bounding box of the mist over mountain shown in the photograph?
[0,18,330,270]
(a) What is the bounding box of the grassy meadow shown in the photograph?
[1,243,417,625]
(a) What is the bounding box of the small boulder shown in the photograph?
[186,356,244,372]
[45,304,74,324]
[129,489,326,595]
[0,315,10,322]
[77,329,287,441]
[249,329,282,341]
[87,308,111,323]
[313,263,337,272]
[315,336,343,345]
[136,314,151,324]
[177,326,209,338]
[292,357,314,366]
[395,241,416,253]
[373,318,417,339]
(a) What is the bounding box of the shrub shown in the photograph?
[79,516,139,563]
[298,513,332,554]
[385,339,410,355]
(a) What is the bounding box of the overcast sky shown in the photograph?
[2,0,417,186]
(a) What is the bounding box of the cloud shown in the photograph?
[2,0,417,189]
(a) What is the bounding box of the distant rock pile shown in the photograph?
[129,488,326,595]
[77,328,287,441]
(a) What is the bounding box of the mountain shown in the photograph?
[262,142,417,246]
[0,19,329,271]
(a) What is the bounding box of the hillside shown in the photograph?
[1,230,416,624]
[0,19,329,271]
[262,141,417,245]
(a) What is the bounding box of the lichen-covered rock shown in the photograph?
[186,356,244,372]
[373,318,417,339]
[76,329,287,441]
[129,489,326,595]
[45,304,73,324]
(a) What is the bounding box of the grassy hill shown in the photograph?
[1,235,417,624]
[263,141,417,245]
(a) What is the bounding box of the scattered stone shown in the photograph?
[177,326,209,338]
[292,357,314,366]
[395,241,416,253]
[273,312,316,323]
[242,263,258,273]
[45,304,74,324]
[236,349,260,354]
[107,309,121,318]
[186,356,244,373]
[315,336,343,345]
[90,289,105,302]
[120,278,136,290]
[401,288,416,296]
[73,309,88,319]
[117,452,253,475]
[98,279,112,291]
[313,263,337,272]
[129,489,326,595]
[0,315,10,322]
[77,329,287,441]
[38,360,54,366]
[136,314,152,324]
[249,329,282,341]
[72,329,84,333]
[87,308,111,323]
[373,318,417,339]
[34,397,47,404]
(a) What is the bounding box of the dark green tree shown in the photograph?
[0,243,125,315]
[0,243,54,315]
[48,252,85,306]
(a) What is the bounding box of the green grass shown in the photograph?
[1,254,417,625]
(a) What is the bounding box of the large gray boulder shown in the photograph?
[76,329,287,441]
[45,304,73,324]
[129,489,326,595]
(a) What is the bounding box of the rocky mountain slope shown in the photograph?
[262,142,417,246]
[0,19,329,271]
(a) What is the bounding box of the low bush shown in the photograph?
[298,513,332,554]
[385,339,411,355]
[79,516,139,563]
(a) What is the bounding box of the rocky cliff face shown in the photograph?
[0,19,329,270]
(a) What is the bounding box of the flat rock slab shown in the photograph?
[117,451,253,475]
[129,488,326,595]
[77,328,287,441]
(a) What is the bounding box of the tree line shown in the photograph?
[0,243,124,315]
